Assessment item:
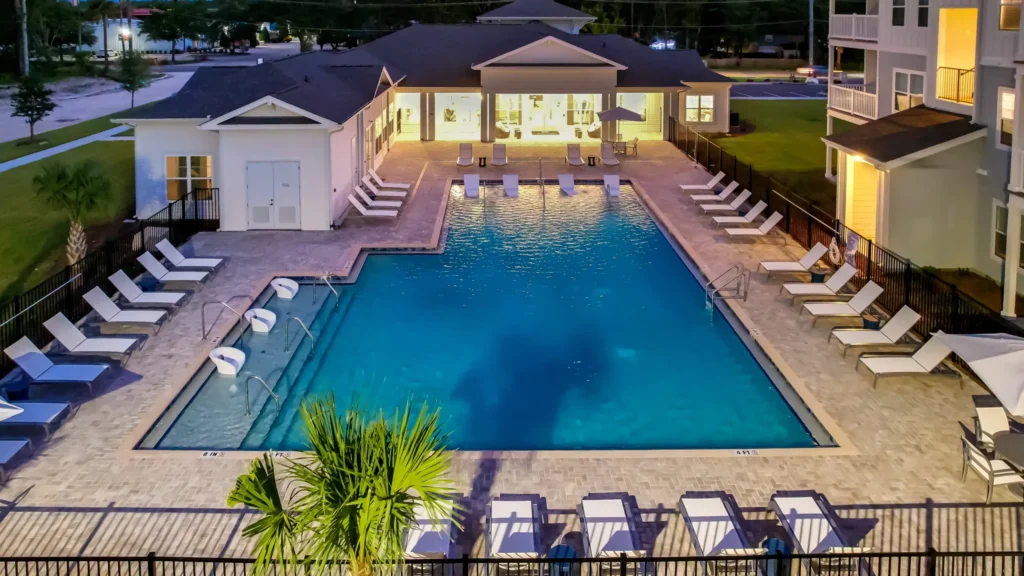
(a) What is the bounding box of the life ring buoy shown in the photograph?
[828,238,843,266]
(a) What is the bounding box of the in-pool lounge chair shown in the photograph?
[781,263,857,301]
[155,239,222,271]
[0,439,30,485]
[138,252,209,285]
[566,144,585,166]
[355,185,402,209]
[3,337,108,394]
[492,144,509,167]
[465,174,481,198]
[770,492,871,575]
[404,501,457,561]
[678,493,766,575]
[109,270,187,309]
[578,497,647,570]
[713,200,767,226]
[699,190,751,214]
[362,175,407,199]
[680,171,726,191]
[43,313,142,360]
[0,399,71,447]
[689,181,739,203]
[348,194,398,218]
[857,333,960,388]
[559,174,576,196]
[486,499,541,564]
[503,174,519,197]
[758,243,828,278]
[800,281,883,327]
[457,143,474,168]
[84,287,167,331]
[605,175,620,197]
[601,143,620,166]
[369,167,411,190]
[828,306,920,357]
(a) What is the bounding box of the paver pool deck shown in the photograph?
[0,141,1020,558]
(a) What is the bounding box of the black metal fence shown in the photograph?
[0,188,220,376]
[671,124,1024,339]
[1,551,1023,576]
[936,66,975,105]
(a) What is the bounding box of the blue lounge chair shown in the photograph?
[3,337,109,395]
[0,439,31,485]
[0,399,72,447]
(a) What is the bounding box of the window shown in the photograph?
[893,0,905,26]
[918,0,929,26]
[164,156,212,201]
[1001,0,1021,30]
[994,203,1024,267]
[1000,88,1015,148]
[685,95,714,123]
[894,71,925,111]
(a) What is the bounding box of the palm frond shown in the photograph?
[227,453,300,575]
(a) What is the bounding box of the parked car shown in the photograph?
[795,65,847,83]
[94,49,119,59]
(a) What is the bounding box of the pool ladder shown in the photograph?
[705,265,750,312]
[243,375,281,416]
[313,274,340,306]
[200,296,251,340]
[284,317,316,353]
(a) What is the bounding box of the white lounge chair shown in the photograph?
[578,498,646,559]
[503,174,519,197]
[566,143,584,166]
[348,194,398,218]
[487,499,540,560]
[680,171,726,190]
[492,143,508,167]
[713,200,767,226]
[699,189,751,214]
[404,501,457,560]
[689,181,739,203]
[801,281,882,326]
[559,174,576,196]
[109,270,186,308]
[759,243,828,278]
[369,167,411,190]
[464,175,480,198]
[770,493,870,574]
[354,185,402,209]
[155,239,222,270]
[605,175,620,197]
[362,175,407,199]
[976,406,1011,451]
[457,143,474,167]
[83,287,168,330]
[828,306,920,357]
[43,313,141,359]
[601,143,620,166]
[0,439,30,485]
[678,494,766,573]
[138,252,209,284]
[0,399,71,446]
[781,263,857,301]
[724,212,783,238]
[858,333,961,388]
[3,337,108,394]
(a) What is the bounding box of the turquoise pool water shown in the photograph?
[149,183,820,451]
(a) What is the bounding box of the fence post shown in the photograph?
[784,199,791,234]
[146,552,157,576]
[462,553,469,576]
[865,239,873,281]
[926,546,938,576]
[705,136,711,169]
[168,198,176,245]
[718,146,723,175]
[904,258,912,307]
[619,553,627,576]
[806,205,813,248]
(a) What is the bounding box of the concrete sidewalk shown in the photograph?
[0,125,131,173]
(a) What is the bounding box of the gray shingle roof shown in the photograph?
[477,0,595,20]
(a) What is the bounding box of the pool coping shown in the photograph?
[121,165,857,459]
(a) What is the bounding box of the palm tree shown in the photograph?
[227,397,458,576]
[86,0,116,72]
[32,160,110,265]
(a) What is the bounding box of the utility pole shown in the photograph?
[74,0,82,52]
[127,0,133,51]
[808,0,815,66]
[16,0,29,76]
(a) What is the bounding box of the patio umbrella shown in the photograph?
[933,332,1024,416]
[597,107,643,122]
[0,399,23,423]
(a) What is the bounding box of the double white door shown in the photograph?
[246,161,301,230]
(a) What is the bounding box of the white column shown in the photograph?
[1003,193,1024,317]
[825,115,834,178]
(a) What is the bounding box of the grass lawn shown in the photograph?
[711,100,853,214]
[0,140,135,300]
[0,102,152,164]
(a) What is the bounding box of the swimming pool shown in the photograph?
[142,182,830,451]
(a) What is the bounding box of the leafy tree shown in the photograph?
[86,0,117,72]
[117,49,149,108]
[32,160,110,265]
[30,0,95,61]
[227,397,458,576]
[140,0,202,63]
[11,75,56,143]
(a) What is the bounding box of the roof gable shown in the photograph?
[477,0,595,21]
[472,36,625,69]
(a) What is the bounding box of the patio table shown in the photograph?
[993,432,1024,468]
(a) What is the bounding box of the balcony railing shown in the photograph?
[936,66,975,105]
[829,84,878,119]
[830,14,879,41]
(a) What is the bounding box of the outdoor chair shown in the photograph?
[43,312,142,360]
[363,176,407,199]
[109,270,187,308]
[348,194,397,218]
[713,200,767,226]
[578,497,647,575]
[503,174,519,197]
[689,181,738,203]
[492,144,508,167]
[678,493,766,575]
[369,167,410,190]
[857,333,962,388]
[680,171,725,191]
[486,498,541,565]
[354,186,402,209]
[828,306,920,357]
[961,436,1024,504]
[781,263,857,301]
[605,175,620,197]
[800,281,883,327]
[566,144,584,166]
[724,212,783,239]
[770,492,871,575]
[0,399,71,448]
[3,337,108,395]
[0,439,30,485]
[975,406,1011,451]
[155,239,222,270]
[601,143,620,166]
[457,143,474,168]
[758,243,828,278]
[699,189,751,213]
[464,175,480,198]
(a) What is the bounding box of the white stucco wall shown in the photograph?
[133,121,219,218]
[679,83,731,133]
[480,68,617,94]
[216,129,332,231]
[330,117,360,225]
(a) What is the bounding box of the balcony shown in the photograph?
[936,67,975,105]
[829,84,878,120]
[830,14,879,41]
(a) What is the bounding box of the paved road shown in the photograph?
[730,79,863,100]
